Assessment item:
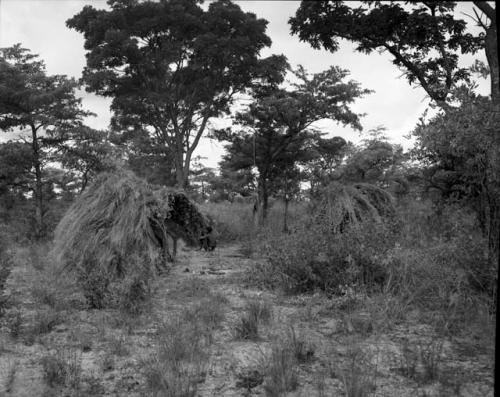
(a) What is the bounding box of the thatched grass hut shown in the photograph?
[52,170,211,307]
[312,182,396,233]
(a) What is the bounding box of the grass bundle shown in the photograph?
[313,182,395,233]
[52,169,210,307]
[53,170,163,278]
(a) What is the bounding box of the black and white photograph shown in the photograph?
[0,0,497,395]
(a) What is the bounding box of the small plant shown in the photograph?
[142,301,222,397]
[396,338,418,380]
[69,329,93,352]
[108,334,129,356]
[339,344,376,397]
[7,310,23,339]
[289,327,315,363]
[183,296,226,339]
[235,369,264,391]
[263,342,299,396]
[418,338,443,384]
[31,309,63,335]
[41,348,82,389]
[235,314,259,340]
[31,284,59,309]
[0,243,13,316]
[246,298,273,324]
[235,298,273,340]
[101,352,115,372]
[3,360,17,394]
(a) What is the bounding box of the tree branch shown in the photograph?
[473,1,496,22]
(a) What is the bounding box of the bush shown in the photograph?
[262,219,396,295]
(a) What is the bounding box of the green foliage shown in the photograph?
[0,44,92,236]
[341,132,407,187]
[59,126,116,192]
[67,0,287,187]
[290,1,483,106]
[412,92,500,266]
[0,141,33,196]
[264,220,395,295]
[218,65,370,220]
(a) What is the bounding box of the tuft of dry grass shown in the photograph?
[262,341,299,396]
[142,290,227,396]
[41,347,82,389]
[288,326,315,364]
[235,298,273,340]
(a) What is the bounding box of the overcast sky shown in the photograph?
[0,1,491,169]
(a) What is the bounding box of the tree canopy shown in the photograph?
[67,0,288,188]
[217,65,371,221]
[0,44,90,236]
[290,1,494,107]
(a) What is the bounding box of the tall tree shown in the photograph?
[67,0,287,188]
[0,45,90,237]
[218,65,370,222]
[303,135,347,196]
[60,126,115,193]
[412,88,500,267]
[290,1,493,107]
[341,128,406,186]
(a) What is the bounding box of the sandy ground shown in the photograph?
[0,243,494,396]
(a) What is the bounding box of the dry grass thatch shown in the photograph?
[313,182,395,233]
[53,169,210,278]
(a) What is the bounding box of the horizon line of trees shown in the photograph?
[0,0,497,275]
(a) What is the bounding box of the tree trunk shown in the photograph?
[485,21,499,104]
[260,177,269,224]
[31,126,44,238]
[473,1,499,104]
[283,197,289,233]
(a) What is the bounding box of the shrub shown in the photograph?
[41,348,82,389]
[263,219,396,295]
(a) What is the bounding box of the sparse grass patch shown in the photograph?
[6,309,23,339]
[107,333,130,356]
[246,298,273,324]
[69,329,93,352]
[142,287,227,396]
[235,369,264,392]
[288,327,315,364]
[3,359,17,394]
[234,313,260,340]
[142,316,209,397]
[235,298,273,340]
[31,308,63,336]
[395,336,444,385]
[41,347,82,389]
[170,276,211,299]
[101,351,115,372]
[262,341,299,396]
[0,242,13,316]
[339,343,377,397]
